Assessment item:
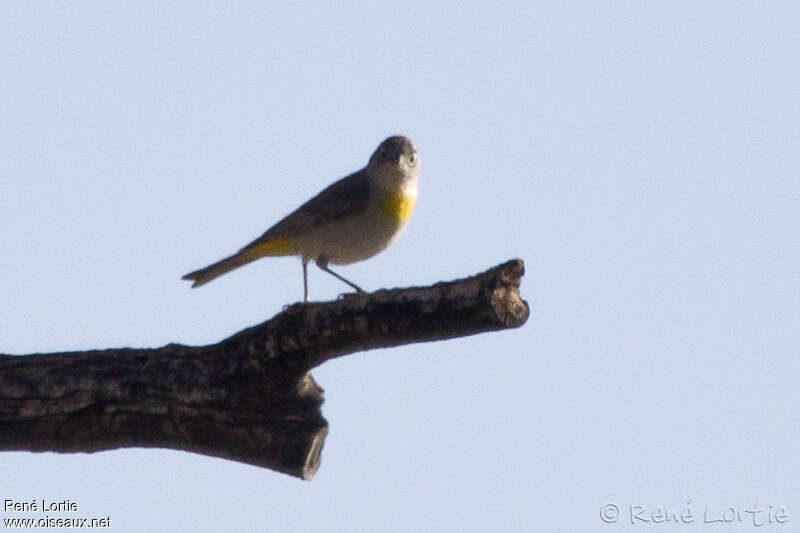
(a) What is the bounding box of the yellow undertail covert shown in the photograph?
[245,235,297,258]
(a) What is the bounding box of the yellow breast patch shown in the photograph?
[380,189,417,222]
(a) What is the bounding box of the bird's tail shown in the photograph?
[182,250,261,288]
[183,235,298,288]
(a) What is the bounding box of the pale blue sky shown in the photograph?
[2,2,799,531]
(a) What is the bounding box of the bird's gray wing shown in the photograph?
[241,169,370,250]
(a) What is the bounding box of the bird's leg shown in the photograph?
[302,257,309,303]
[316,256,366,295]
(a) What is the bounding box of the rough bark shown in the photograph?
[0,259,529,479]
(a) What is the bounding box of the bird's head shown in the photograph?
[367,135,420,190]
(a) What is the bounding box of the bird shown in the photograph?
[182,135,420,302]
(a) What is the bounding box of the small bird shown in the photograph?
[182,135,420,302]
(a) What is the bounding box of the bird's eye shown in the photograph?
[409,153,417,164]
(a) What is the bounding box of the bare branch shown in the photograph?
[0,259,529,479]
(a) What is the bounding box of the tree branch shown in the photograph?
[0,259,529,479]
